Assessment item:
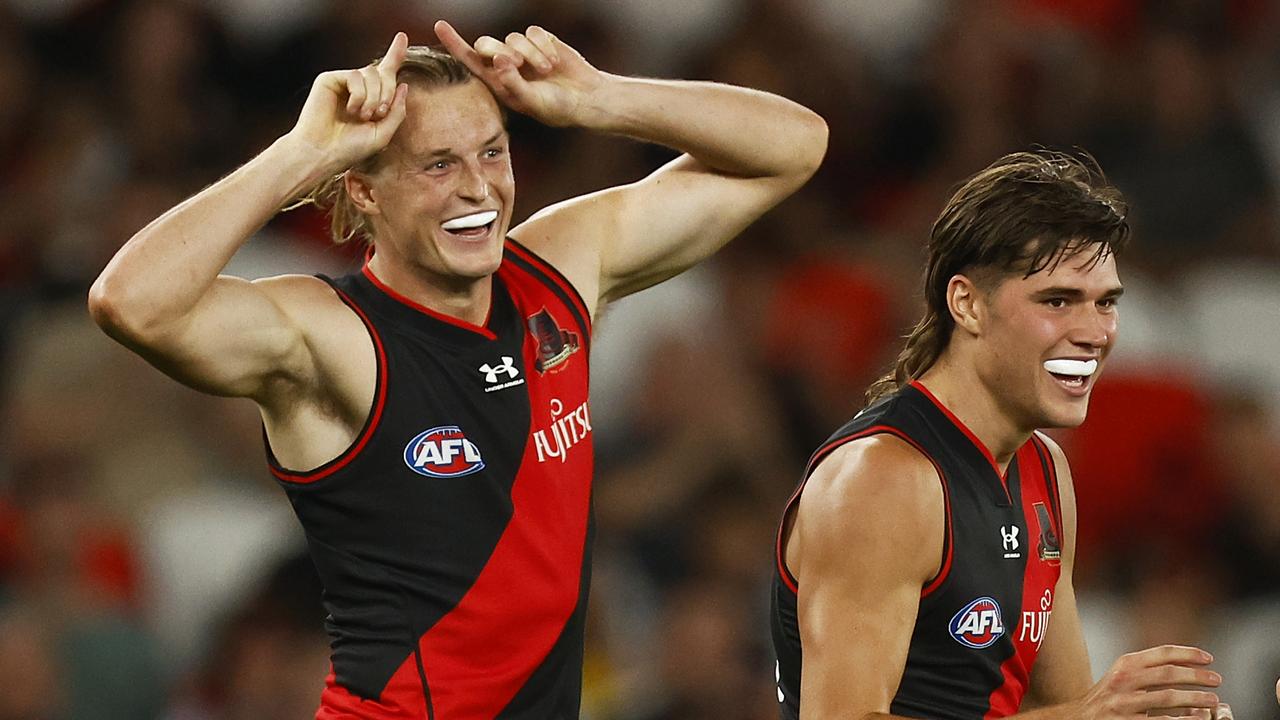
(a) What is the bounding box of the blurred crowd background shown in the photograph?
[2,0,1280,718]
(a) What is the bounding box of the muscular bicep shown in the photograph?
[600,154,795,300]
[510,154,802,314]
[104,274,316,401]
[789,439,944,719]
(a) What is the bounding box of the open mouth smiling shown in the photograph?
[1043,358,1098,390]
[441,210,498,238]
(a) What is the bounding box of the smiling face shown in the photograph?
[355,79,513,286]
[967,247,1123,430]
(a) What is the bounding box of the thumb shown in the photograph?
[375,83,409,134]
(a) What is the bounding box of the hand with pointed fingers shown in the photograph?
[1073,645,1224,719]
[286,32,411,172]
[434,20,604,127]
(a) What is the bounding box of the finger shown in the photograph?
[434,20,489,76]
[373,83,409,136]
[505,31,551,73]
[1213,702,1233,720]
[358,66,383,120]
[474,35,521,67]
[375,33,408,115]
[1122,645,1214,669]
[1137,665,1222,690]
[525,26,560,65]
[1141,689,1220,713]
[1275,677,1279,705]
[377,31,409,74]
[344,69,368,118]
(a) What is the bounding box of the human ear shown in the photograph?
[344,170,380,216]
[947,274,984,336]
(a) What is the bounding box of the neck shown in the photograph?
[916,353,1032,473]
[366,252,493,327]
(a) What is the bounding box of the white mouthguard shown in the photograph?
[1043,359,1098,377]
[441,210,498,231]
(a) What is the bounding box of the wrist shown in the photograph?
[264,134,343,199]
[565,72,628,131]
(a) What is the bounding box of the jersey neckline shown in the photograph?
[359,249,499,342]
[908,380,1015,504]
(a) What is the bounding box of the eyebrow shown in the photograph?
[1032,286,1126,300]
[419,131,508,159]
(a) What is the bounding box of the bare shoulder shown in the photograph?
[250,273,346,314]
[248,273,373,412]
[803,433,942,514]
[509,190,620,318]
[792,433,944,584]
[249,273,369,345]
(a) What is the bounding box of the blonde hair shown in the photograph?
[291,46,474,246]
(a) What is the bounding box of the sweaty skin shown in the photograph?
[88,23,828,475]
[786,251,1230,720]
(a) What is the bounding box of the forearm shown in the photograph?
[574,74,827,180]
[89,135,328,334]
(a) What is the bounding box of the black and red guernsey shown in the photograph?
[771,381,1064,719]
[267,239,594,720]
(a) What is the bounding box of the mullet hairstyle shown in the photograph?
[291,46,475,246]
[865,149,1130,405]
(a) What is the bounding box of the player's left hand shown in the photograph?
[434,20,605,127]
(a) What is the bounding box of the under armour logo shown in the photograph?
[480,356,519,383]
[1000,525,1020,552]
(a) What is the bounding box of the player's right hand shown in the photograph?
[1074,645,1222,719]
[285,32,410,172]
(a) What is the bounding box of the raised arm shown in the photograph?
[88,34,411,402]
[435,21,827,314]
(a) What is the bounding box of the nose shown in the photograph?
[455,160,489,203]
[1071,305,1116,349]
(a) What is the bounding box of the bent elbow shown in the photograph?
[87,272,154,343]
[800,111,829,178]
[87,274,122,332]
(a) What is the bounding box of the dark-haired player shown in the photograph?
[90,21,827,719]
[770,151,1231,720]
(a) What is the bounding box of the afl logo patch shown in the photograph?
[403,426,485,478]
[949,596,1005,649]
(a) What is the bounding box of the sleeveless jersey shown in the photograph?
[770,381,1064,719]
[266,240,594,720]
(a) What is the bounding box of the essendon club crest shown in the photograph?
[1033,502,1062,562]
[527,308,579,373]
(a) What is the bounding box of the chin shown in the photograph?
[442,245,504,279]
[1039,398,1091,430]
